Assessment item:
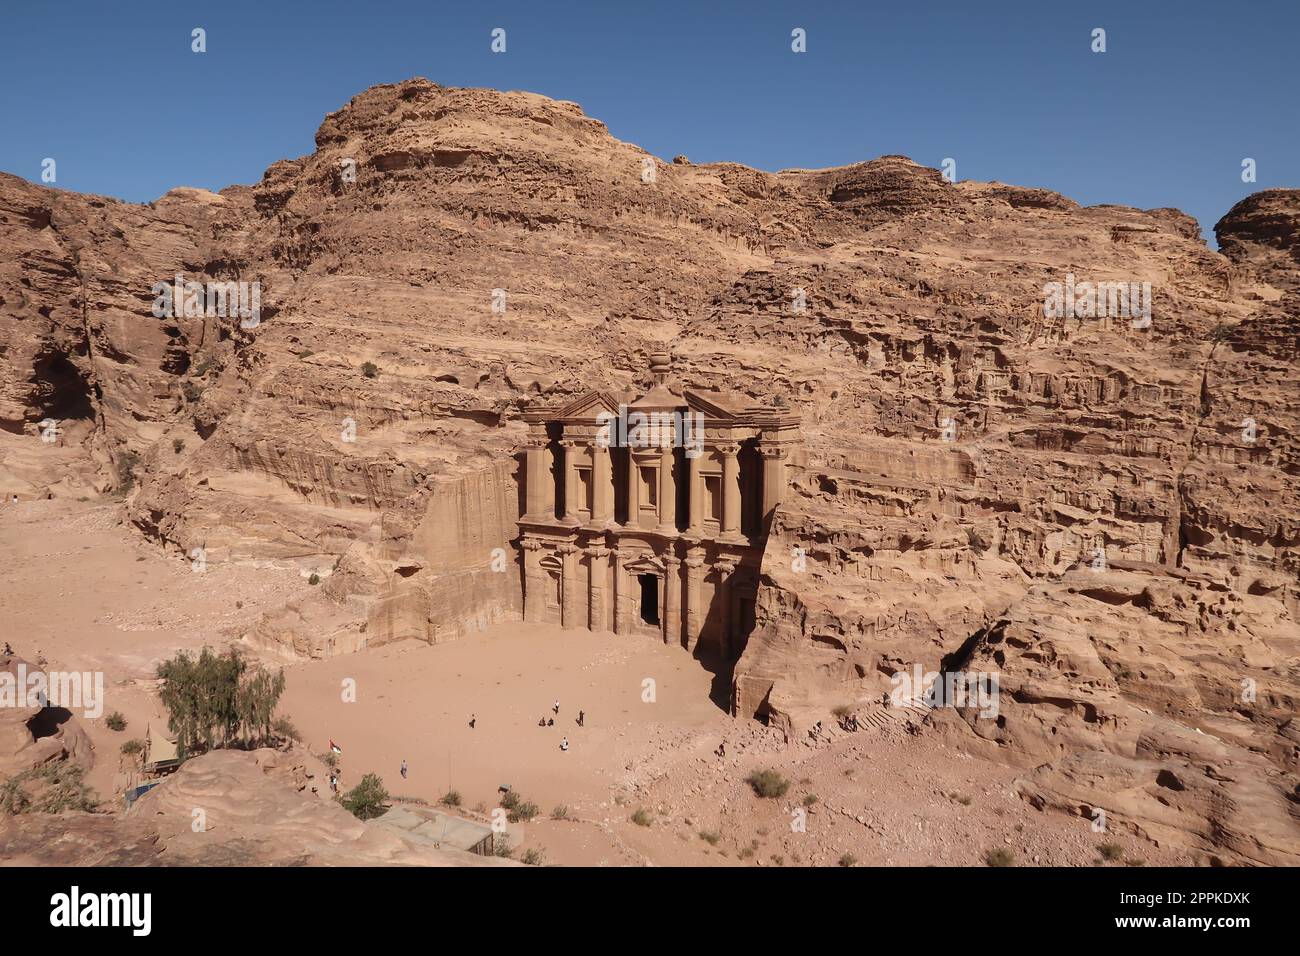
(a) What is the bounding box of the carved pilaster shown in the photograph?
[558,439,581,525]
[521,425,554,521]
[591,443,614,527]
[586,545,610,632]
[657,445,677,532]
[714,558,738,658]
[521,536,545,623]
[683,549,705,652]
[662,554,682,647]
[717,443,741,538]
[758,441,790,521]
[612,547,631,635]
[558,543,579,628]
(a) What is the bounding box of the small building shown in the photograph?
[375,805,496,856]
[516,352,799,659]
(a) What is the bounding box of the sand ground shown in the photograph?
[0,500,1189,867]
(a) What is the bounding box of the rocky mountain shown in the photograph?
[0,77,1296,863]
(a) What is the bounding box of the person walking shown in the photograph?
[560,737,569,752]
[468,714,476,729]
[552,699,560,715]
[400,759,408,780]
[577,710,585,728]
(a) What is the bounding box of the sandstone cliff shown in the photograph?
[0,78,1295,863]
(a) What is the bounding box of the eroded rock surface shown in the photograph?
[0,748,510,866]
[0,78,1296,863]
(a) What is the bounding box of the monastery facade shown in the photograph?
[517,353,799,659]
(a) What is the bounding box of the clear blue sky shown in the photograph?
[1,1,1295,245]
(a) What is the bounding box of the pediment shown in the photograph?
[682,389,742,421]
[553,390,626,421]
[623,554,665,574]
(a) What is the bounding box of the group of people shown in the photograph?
[379,697,595,790]
[537,699,586,751]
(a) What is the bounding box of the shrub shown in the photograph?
[985,847,1015,867]
[308,573,321,586]
[521,847,546,866]
[630,807,652,827]
[745,769,790,799]
[104,711,127,732]
[181,382,203,402]
[361,362,379,379]
[699,830,721,845]
[115,450,141,492]
[440,789,462,808]
[500,789,538,822]
[0,763,99,814]
[1100,843,1124,862]
[120,739,144,756]
[493,836,514,858]
[802,793,819,807]
[341,773,389,820]
[172,438,186,453]
[838,853,857,868]
[550,805,569,820]
[966,526,990,555]
[831,704,853,719]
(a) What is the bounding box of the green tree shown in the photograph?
[341,773,389,820]
[156,646,286,754]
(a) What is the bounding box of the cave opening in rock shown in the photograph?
[32,350,94,423]
[26,706,73,741]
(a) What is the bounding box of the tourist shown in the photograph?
[1,642,11,657]
[560,737,569,752]
[553,699,560,715]
[547,718,554,727]
[538,717,546,727]
[715,742,725,758]
[469,714,476,729]
[577,710,585,727]
[400,759,408,780]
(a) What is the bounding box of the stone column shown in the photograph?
[662,554,681,646]
[612,547,630,635]
[687,451,703,534]
[559,543,579,629]
[522,425,553,520]
[683,548,705,652]
[759,441,789,522]
[657,445,677,532]
[587,545,610,631]
[558,439,580,524]
[718,443,741,537]
[522,537,545,623]
[591,443,613,526]
[715,558,737,658]
[625,451,641,528]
